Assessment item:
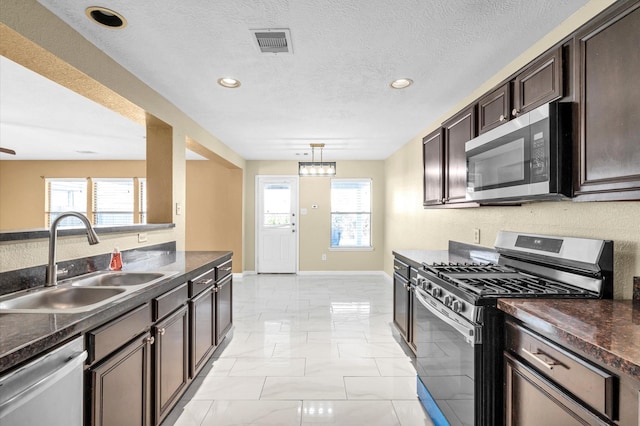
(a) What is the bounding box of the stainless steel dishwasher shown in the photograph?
[0,336,87,426]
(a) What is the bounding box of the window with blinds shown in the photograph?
[45,178,146,227]
[92,178,135,226]
[45,179,87,227]
[330,179,371,248]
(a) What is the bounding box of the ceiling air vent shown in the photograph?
[250,29,293,54]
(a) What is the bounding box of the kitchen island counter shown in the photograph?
[0,250,232,374]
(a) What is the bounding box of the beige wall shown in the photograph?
[0,160,146,230]
[185,160,243,272]
[383,0,639,300]
[244,160,385,272]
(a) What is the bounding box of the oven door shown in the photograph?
[414,286,478,426]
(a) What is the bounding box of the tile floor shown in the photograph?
[162,274,434,426]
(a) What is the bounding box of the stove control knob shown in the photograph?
[444,295,453,306]
[431,287,441,298]
[452,300,464,313]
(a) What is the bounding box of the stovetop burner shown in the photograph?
[421,261,591,298]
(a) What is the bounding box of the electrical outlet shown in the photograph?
[322,254,327,261]
[473,228,481,244]
[175,203,182,215]
[138,233,148,243]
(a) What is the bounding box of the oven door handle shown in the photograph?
[414,287,479,345]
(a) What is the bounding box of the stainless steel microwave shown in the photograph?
[465,102,573,203]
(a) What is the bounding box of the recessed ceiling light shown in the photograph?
[85,7,127,29]
[217,78,241,89]
[390,78,413,89]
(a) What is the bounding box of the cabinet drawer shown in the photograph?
[505,320,615,419]
[216,259,232,281]
[189,268,215,298]
[153,282,188,321]
[87,303,152,364]
[393,259,410,280]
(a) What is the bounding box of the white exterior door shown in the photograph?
[256,176,298,273]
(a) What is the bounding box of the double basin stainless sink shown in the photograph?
[0,271,177,314]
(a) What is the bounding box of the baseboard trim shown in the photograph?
[296,270,385,276]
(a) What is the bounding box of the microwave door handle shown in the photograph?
[414,287,477,345]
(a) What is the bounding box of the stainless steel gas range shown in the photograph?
[414,231,613,426]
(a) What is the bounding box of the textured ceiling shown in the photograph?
[5,0,590,160]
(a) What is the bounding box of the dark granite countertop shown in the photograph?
[0,250,231,374]
[498,299,640,381]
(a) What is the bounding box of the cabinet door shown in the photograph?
[504,352,608,426]
[393,274,409,340]
[478,83,511,134]
[154,305,189,425]
[190,287,215,377]
[443,105,476,204]
[215,276,233,344]
[513,47,563,117]
[574,2,640,200]
[423,128,445,206]
[89,332,152,426]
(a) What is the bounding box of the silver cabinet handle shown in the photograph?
[145,336,155,345]
[522,348,557,370]
[196,278,213,286]
[512,108,520,117]
[158,328,166,336]
[499,114,505,121]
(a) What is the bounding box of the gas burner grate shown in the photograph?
[453,276,590,296]
[421,261,591,298]
[422,262,515,276]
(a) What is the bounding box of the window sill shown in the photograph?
[329,246,374,252]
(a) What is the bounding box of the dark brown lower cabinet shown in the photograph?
[504,352,608,426]
[190,285,216,377]
[153,304,189,425]
[393,273,409,341]
[88,332,153,426]
[215,275,233,344]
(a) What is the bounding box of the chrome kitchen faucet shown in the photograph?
[46,212,100,286]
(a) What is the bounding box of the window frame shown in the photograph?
[329,178,373,251]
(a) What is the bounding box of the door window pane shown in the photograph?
[263,183,291,227]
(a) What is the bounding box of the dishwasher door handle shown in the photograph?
[0,350,87,418]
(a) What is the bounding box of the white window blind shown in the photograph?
[330,179,371,248]
[93,178,134,226]
[45,179,87,227]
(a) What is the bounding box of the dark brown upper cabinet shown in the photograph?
[443,105,477,204]
[513,47,563,117]
[478,83,511,134]
[574,1,640,200]
[422,128,445,206]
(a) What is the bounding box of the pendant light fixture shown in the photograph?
[299,143,336,176]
